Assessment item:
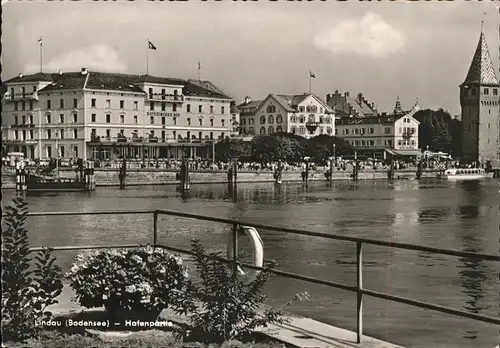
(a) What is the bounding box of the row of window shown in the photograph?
[13,128,79,140]
[463,87,498,97]
[91,129,223,141]
[45,145,79,159]
[10,86,36,96]
[186,104,225,114]
[13,100,35,111]
[91,99,140,110]
[344,139,416,147]
[14,113,79,125]
[264,105,324,114]
[90,114,227,127]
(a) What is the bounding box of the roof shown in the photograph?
[137,75,185,86]
[336,108,419,126]
[463,32,499,85]
[183,81,232,100]
[270,93,334,113]
[39,72,88,92]
[237,100,263,109]
[85,72,145,93]
[4,72,55,83]
[187,80,225,95]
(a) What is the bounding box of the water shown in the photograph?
[2,179,499,348]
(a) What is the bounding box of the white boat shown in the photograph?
[439,168,493,181]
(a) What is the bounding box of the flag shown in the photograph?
[38,37,42,43]
[309,71,316,78]
[148,40,157,50]
[198,60,201,70]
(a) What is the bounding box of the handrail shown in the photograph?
[6,209,500,344]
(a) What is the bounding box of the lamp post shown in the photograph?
[333,143,336,166]
[55,130,59,178]
[37,108,42,160]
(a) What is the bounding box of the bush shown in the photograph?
[66,246,188,317]
[173,239,309,344]
[1,197,64,342]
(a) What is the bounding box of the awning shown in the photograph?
[393,150,422,156]
[385,149,396,155]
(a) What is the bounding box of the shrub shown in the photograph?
[1,197,64,342]
[173,239,309,344]
[66,246,188,318]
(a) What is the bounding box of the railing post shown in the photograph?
[153,211,158,247]
[232,223,239,279]
[356,241,363,343]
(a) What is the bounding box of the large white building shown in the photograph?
[238,93,334,138]
[1,69,233,160]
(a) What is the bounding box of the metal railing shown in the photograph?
[10,209,500,344]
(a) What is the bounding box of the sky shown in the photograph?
[2,1,499,115]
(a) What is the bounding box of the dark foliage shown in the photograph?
[173,240,308,344]
[414,109,462,155]
[2,197,63,342]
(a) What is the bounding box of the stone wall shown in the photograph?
[1,168,440,189]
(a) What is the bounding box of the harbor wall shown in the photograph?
[1,168,441,189]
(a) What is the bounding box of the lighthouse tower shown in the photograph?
[459,27,500,165]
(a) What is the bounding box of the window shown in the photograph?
[210,119,214,127]
[91,114,96,122]
[198,105,202,113]
[21,101,26,111]
[260,116,266,124]
[210,132,213,140]
[398,140,402,146]
[493,89,498,96]
[173,104,177,112]
[198,131,202,139]
[276,115,282,123]
[187,104,191,112]
[471,88,476,96]
[47,100,51,109]
[260,127,266,135]
[187,118,191,126]
[22,116,26,124]
[134,115,138,124]
[173,131,177,139]
[15,130,19,140]
[73,113,78,123]
[60,130,65,139]
[221,106,225,114]
[173,117,177,125]
[186,131,191,139]
[14,102,18,111]
[150,116,154,124]
[268,126,274,134]
[46,145,52,158]
[221,119,225,127]
[484,88,489,95]
[118,115,124,124]
[91,128,97,136]
[60,146,65,158]
[162,117,166,125]
[14,116,18,125]
[60,99,64,109]
[29,115,33,124]
[299,106,304,112]
[148,88,153,97]
[73,146,78,158]
[106,129,111,138]
[106,114,111,123]
[46,114,51,124]
[73,98,78,108]
[268,116,274,124]
[30,130,34,139]
[118,100,123,109]
[199,118,203,126]
[150,102,154,111]
[60,114,64,123]
[161,131,166,140]
[47,129,52,139]
[161,102,166,111]
[210,106,214,114]
[106,100,111,108]
[385,127,391,134]
[29,101,33,110]
[221,132,225,139]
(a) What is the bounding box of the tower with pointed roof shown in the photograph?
[459,28,500,165]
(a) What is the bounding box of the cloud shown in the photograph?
[313,12,407,58]
[24,44,127,73]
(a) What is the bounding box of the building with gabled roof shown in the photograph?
[459,29,500,165]
[237,96,263,136]
[326,90,379,119]
[2,69,234,161]
[241,93,334,138]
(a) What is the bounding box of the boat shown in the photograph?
[26,174,88,192]
[438,168,493,181]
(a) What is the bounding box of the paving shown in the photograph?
[49,285,405,348]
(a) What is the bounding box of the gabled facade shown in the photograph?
[2,69,233,160]
[251,93,334,139]
[326,90,379,119]
[237,97,263,135]
[459,30,500,165]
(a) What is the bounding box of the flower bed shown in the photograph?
[66,246,188,324]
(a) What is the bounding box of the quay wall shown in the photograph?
[1,168,441,189]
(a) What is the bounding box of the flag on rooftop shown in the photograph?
[310,71,316,78]
[38,37,42,43]
[148,40,157,50]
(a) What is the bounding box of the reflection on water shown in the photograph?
[1,179,499,348]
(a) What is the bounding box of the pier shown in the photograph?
[19,209,500,348]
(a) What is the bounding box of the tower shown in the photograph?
[459,29,500,165]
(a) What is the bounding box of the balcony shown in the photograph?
[11,124,36,129]
[402,132,413,138]
[147,94,184,103]
[4,92,38,101]
[305,121,320,132]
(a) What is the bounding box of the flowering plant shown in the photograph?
[66,246,188,314]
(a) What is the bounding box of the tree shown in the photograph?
[307,135,354,163]
[214,139,252,161]
[414,108,462,155]
[250,135,295,163]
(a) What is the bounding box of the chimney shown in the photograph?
[344,91,350,98]
[81,68,88,75]
[357,93,363,105]
[58,70,63,75]
[18,73,23,78]
[244,96,251,104]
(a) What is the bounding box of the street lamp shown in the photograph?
[55,130,59,177]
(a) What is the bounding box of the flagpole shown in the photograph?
[197,60,200,81]
[309,73,311,95]
[39,37,43,73]
[146,38,149,75]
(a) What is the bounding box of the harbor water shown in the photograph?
[2,179,499,348]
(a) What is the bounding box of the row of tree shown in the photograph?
[215,109,463,163]
[215,133,354,164]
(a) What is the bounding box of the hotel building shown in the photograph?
[238,93,334,138]
[335,97,421,159]
[1,69,233,161]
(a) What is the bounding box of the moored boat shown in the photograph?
[438,168,493,181]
